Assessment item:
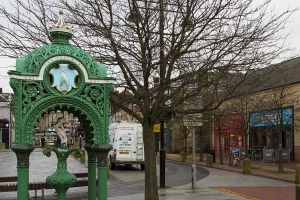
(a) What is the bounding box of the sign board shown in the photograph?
[249,107,293,127]
[183,113,203,127]
[153,123,167,133]
[185,113,203,119]
[183,121,203,127]
[153,124,160,133]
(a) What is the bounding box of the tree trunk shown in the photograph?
[278,115,284,173]
[143,118,159,200]
[218,131,223,165]
[217,115,223,165]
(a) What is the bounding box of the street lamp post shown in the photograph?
[126,0,192,189]
[8,95,12,148]
[160,120,165,188]
[158,0,166,189]
[192,126,196,189]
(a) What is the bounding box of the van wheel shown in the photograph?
[110,163,116,170]
[141,164,145,170]
[125,164,132,168]
[110,158,116,170]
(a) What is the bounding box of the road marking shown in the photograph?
[214,187,259,200]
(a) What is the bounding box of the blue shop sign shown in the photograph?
[249,107,293,127]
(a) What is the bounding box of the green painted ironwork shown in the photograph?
[43,147,81,200]
[94,144,111,200]
[11,144,34,200]
[85,143,97,199]
[9,11,115,200]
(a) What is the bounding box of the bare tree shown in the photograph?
[0,0,294,199]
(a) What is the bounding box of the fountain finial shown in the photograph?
[54,11,69,29]
[50,11,72,43]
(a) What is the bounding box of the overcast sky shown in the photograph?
[0,0,300,93]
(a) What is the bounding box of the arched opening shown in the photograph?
[34,109,90,149]
[22,95,104,146]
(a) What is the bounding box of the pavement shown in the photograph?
[167,154,297,200]
[167,153,297,183]
[0,148,298,200]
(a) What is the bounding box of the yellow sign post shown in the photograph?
[153,124,160,133]
[153,123,167,133]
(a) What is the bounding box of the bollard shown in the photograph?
[180,151,187,162]
[209,150,216,163]
[242,158,251,174]
[296,166,300,200]
[107,166,110,178]
[296,185,300,200]
[295,164,300,184]
[206,154,213,167]
[80,149,86,163]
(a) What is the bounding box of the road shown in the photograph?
[108,161,209,197]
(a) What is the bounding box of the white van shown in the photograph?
[108,121,145,170]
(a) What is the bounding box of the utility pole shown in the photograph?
[192,127,196,189]
[159,0,166,189]
[160,120,165,188]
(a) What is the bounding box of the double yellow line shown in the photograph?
[214,187,259,200]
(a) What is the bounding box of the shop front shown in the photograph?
[249,107,294,161]
[213,114,244,155]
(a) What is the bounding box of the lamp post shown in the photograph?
[126,0,192,189]
[192,126,196,189]
[158,0,166,189]
[160,120,165,188]
[8,95,12,148]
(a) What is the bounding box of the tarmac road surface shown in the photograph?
[0,149,295,200]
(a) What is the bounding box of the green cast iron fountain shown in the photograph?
[9,10,115,200]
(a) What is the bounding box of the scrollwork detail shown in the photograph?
[22,81,48,114]
[23,44,101,78]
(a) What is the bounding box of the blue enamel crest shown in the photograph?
[50,64,79,94]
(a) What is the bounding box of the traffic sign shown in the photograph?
[153,124,160,132]
[153,123,167,132]
[183,121,203,127]
[183,113,203,127]
[185,113,203,119]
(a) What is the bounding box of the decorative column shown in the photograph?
[11,144,35,200]
[93,144,112,200]
[43,147,81,200]
[84,143,97,200]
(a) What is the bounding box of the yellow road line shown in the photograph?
[214,187,259,200]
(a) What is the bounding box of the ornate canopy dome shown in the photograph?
[13,11,107,79]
